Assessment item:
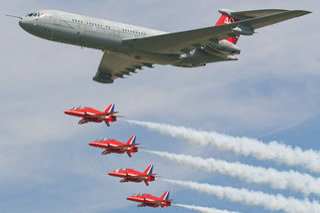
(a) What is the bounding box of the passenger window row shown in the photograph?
[72,18,111,29]
[122,28,146,36]
[72,19,83,23]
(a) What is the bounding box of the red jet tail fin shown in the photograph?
[144,164,153,175]
[126,136,136,145]
[215,9,240,44]
[105,104,115,114]
[160,191,170,200]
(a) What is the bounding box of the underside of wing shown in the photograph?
[143,200,163,204]
[129,175,148,179]
[123,9,310,55]
[93,51,154,84]
[84,112,117,119]
[110,145,130,151]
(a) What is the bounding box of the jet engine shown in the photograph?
[175,49,207,67]
[204,39,241,55]
[174,39,239,67]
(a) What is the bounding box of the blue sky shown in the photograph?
[1,0,320,212]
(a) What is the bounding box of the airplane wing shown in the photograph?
[93,51,154,83]
[83,111,118,118]
[107,144,134,151]
[123,9,310,55]
[127,175,148,179]
[142,200,164,204]
[110,143,140,150]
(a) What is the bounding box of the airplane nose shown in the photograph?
[18,19,24,28]
[64,110,71,115]
[108,171,116,176]
[18,18,33,31]
[126,196,134,201]
[19,18,28,28]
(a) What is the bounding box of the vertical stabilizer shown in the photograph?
[126,136,136,145]
[215,9,240,44]
[160,191,170,200]
[105,104,115,114]
[144,165,153,175]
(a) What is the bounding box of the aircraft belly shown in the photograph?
[81,29,121,50]
[33,20,121,50]
[124,178,142,183]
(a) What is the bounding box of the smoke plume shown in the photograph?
[175,203,240,213]
[127,120,320,174]
[146,150,320,196]
[163,179,320,213]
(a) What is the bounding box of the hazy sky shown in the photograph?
[1,1,319,213]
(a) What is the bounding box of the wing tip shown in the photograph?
[92,77,114,84]
[293,10,312,15]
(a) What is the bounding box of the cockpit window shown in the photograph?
[116,168,130,171]
[97,138,111,141]
[133,193,146,196]
[71,105,89,110]
[26,12,40,17]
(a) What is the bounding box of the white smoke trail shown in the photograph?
[164,179,320,213]
[126,120,320,174]
[146,150,320,196]
[175,203,240,213]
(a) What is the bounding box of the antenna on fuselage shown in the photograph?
[6,14,22,19]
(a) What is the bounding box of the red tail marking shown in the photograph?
[215,14,240,44]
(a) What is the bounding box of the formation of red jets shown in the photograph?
[65,103,172,208]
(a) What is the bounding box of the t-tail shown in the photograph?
[215,9,240,44]
[144,165,153,175]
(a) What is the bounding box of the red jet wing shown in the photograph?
[127,191,171,208]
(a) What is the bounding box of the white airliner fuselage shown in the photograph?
[17,9,310,83]
[19,10,182,65]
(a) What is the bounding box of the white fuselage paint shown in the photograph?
[19,10,236,66]
[18,10,180,64]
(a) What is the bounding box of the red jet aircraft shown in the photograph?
[127,191,171,208]
[88,136,139,157]
[108,165,156,186]
[64,103,117,126]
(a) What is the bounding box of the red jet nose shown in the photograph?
[88,142,95,146]
[126,196,135,201]
[64,110,72,115]
[108,171,117,176]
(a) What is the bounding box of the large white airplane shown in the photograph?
[13,9,310,83]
